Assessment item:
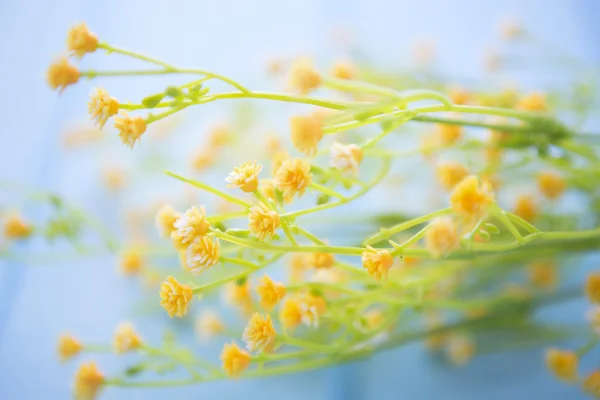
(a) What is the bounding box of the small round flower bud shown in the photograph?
[538,171,566,200]
[513,195,538,222]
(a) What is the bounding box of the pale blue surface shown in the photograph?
[0,1,598,399]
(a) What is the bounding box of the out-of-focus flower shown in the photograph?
[186,236,220,274]
[73,361,104,400]
[425,217,460,258]
[191,149,215,171]
[226,160,263,193]
[3,212,32,239]
[448,86,470,105]
[174,205,211,244]
[499,18,524,41]
[331,60,356,80]
[288,253,309,282]
[67,22,98,58]
[58,334,83,362]
[248,204,280,241]
[437,124,462,146]
[88,88,119,128]
[223,280,253,316]
[586,306,600,335]
[195,310,226,342]
[586,272,600,304]
[243,313,277,353]
[538,171,566,200]
[288,58,322,94]
[582,370,600,397]
[155,204,180,238]
[47,57,80,92]
[102,167,126,192]
[113,322,142,354]
[513,195,538,223]
[436,162,469,191]
[445,334,475,366]
[280,294,325,330]
[221,342,251,378]
[546,348,578,382]
[517,92,547,111]
[256,275,286,311]
[528,260,557,290]
[119,248,143,276]
[208,122,232,147]
[450,175,495,220]
[114,112,147,148]
[330,142,363,174]
[160,276,194,318]
[412,38,436,66]
[290,113,323,156]
[362,247,394,281]
[309,252,335,269]
[275,158,312,199]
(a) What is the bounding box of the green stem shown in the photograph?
[165,171,251,208]
[364,208,452,245]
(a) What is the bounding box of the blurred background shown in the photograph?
[0,0,599,398]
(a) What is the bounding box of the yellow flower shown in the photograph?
[271,150,289,176]
[260,179,291,204]
[362,246,394,281]
[331,60,356,80]
[582,370,600,397]
[102,167,126,191]
[528,260,557,290]
[586,272,600,304]
[280,297,303,330]
[248,203,280,241]
[155,204,180,238]
[288,253,309,282]
[174,205,211,244]
[436,161,469,191]
[160,276,194,318]
[243,313,277,353]
[88,88,119,128]
[309,252,335,269]
[450,175,495,220]
[514,195,538,223]
[191,149,216,171]
[298,294,326,328]
[330,142,363,174]
[73,361,104,400]
[114,112,147,148]
[437,124,462,146]
[288,58,322,94]
[47,57,80,92]
[113,322,142,354]
[119,248,143,276]
[185,236,220,274]
[257,275,286,310]
[538,171,566,200]
[587,306,600,335]
[195,310,226,342]
[58,334,83,362]
[546,348,578,382]
[3,212,32,239]
[226,160,263,192]
[517,92,546,111]
[290,113,323,156]
[445,334,475,366]
[208,122,232,147]
[221,342,251,378]
[425,217,460,258]
[448,86,470,105]
[67,22,98,58]
[223,280,253,315]
[275,158,312,199]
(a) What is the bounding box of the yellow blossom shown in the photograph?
[185,236,220,274]
[223,280,253,315]
[528,260,557,290]
[331,60,356,80]
[538,171,566,200]
[330,142,363,174]
[546,348,578,382]
[191,149,215,171]
[67,22,98,58]
[101,167,126,191]
[226,160,263,192]
[265,135,283,155]
[243,312,277,353]
[288,253,309,282]
[208,122,232,147]
[275,158,312,199]
[114,112,147,148]
[119,248,143,276]
[58,334,83,362]
[155,204,180,238]
[88,88,119,128]
[271,150,290,176]
[362,246,394,281]
[425,217,460,258]
[436,161,469,190]
[288,58,322,94]
[160,276,194,318]
[73,361,104,400]
[437,124,462,146]
[174,205,211,244]
[309,252,335,269]
[298,294,327,328]
[195,310,226,341]
[517,92,547,111]
[248,204,280,241]
[260,179,291,204]
[3,212,32,239]
[445,334,475,366]
[279,297,303,330]
[113,322,142,354]
[582,370,600,397]
[586,272,600,304]
[448,86,470,105]
[221,342,251,378]
[450,175,495,220]
[290,113,323,156]
[514,195,538,223]
[47,57,80,92]
[257,275,286,310]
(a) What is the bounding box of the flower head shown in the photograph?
[223,280,252,312]
[514,195,538,222]
[299,294,326,328]
[448,86,470,105]
[528,260,557,290]
[58,334,83,362]
[538,171,566,200]
[73,361,104,400]
[290,114,324,156]
[174,205,211,244]
[586,272,600,304]
[3,212,32,239]
[546,348,578,382]
[437,124,462,146]
[226,160,263,192]
[114,112,147,148]
[450,175,495,220]
[257,275,286,311]
[517,92,546,111]
[208,122,232,147]
[88,88,119,128]
[195,310,225,342]
[221,342,251,378]
[582,370,600,397]
[155,204,180,238]
[186,236,220,274]
[288,253,309,282]
[248,204,280,241]
[243,313,277,353]
[288,59,322,94]
[362,247,394,281]
[279,297,303,330]
[436,162,469,190]
[67,23,98,58]
[331,60,356,80]
[191,149,215,171]
[425,217,460,258]
[160,276,194,318]
[330,142,363,174]
[275,158,312,199]
[119,248,143,276]
[113,322,142,354]
[309,252,335,269]
[47,57,80,92]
